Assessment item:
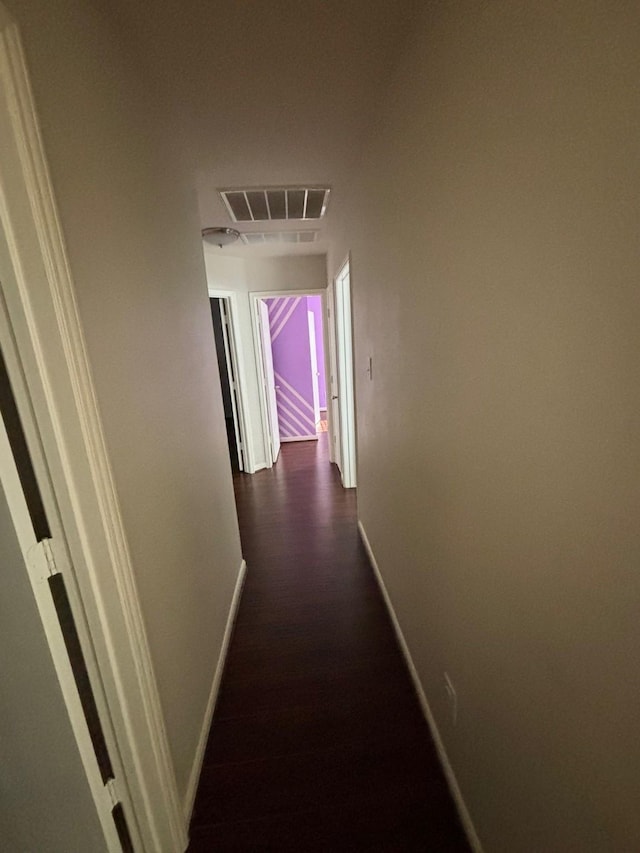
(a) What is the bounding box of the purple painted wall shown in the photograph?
[265,297,317,440]
[307,296,327,409]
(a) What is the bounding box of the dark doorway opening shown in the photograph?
[210,298,240,472]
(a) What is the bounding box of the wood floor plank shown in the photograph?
[187,435,469,851]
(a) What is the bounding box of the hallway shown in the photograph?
[187,437,469,851]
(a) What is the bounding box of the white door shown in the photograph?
[308,311,320,430]
[259,300,281,463]
[335,260,357,488]
[0,413,117,851]
[219,298,245,471]
[326,281,342,470]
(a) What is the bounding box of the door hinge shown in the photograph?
[42,538,60,577]
[106,778,120,809]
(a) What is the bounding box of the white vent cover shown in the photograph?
[221,187,330,222]
[240,231,320,245]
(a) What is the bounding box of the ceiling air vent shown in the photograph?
[240,231,320,245]
[220,187,330,223]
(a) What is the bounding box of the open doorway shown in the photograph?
[261,294,327,443]
[251,288,346,475]
[208,294,248,473]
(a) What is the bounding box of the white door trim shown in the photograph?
[249,289,328,469]
[325,279,339,467]
[208,289,252,472]
[333,256,357,489]
[0,12,185,851]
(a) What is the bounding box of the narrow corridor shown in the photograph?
[188,436,469,851]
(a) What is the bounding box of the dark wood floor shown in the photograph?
[188,436,469,851]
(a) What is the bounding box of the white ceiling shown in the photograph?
[109,0,418,256]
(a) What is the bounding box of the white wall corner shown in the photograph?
[357,520,484,853]
[182,558,247,827]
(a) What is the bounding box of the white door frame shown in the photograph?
[326,279,340,468]
[333,256,357,489]
[208,290,251,473]
[0,11,185,851]
[249,289,329,470]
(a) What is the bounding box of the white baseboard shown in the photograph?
[357,521,483,853]
[250,461,268,473]
[182,558,247,825]
[280,434,319,442]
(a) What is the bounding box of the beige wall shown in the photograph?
[331,2,640,849]
[204,251,327,469]
[8,0,243,803]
